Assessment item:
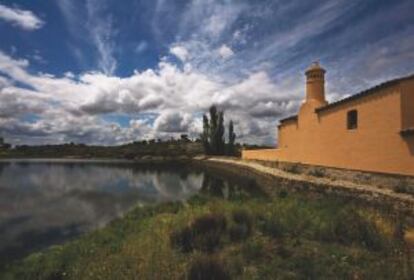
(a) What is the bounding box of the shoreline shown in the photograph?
[1,155,413,214]
[193,157,414,216]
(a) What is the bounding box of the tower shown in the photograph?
[305,61,327,107]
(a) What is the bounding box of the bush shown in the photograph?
[171,213,227,253]
[229,209,254,242]
[192,213,227,234]
[194,230,223,253]
[307,167,325,177]
[188,256,230,280]
[170,226,194,253]
[192,213,227,253]
[393,181,414,195]
[331,210,384,251]
[283,163,301,174]
[232,209,252,225]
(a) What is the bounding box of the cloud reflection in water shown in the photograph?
[0,160,203,264]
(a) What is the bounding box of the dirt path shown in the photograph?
[198,157,414,211]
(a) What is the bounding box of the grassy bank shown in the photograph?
[1,183,412,280]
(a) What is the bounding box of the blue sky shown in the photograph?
[0,0,413,145]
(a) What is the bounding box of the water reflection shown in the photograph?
[200,171,266,200]
[0,160,267,265]
[0,160,204,264]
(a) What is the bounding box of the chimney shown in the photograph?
[305,61,326,105]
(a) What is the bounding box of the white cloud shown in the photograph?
[218,45,234,59]
[64,72,75,79]
[1,1,412,146]
[57,0,117,75]
[0,50,301,145]
[0,4,44,30]
[170,45,189,62]
[154,111,192,133]
[178,0,247,41]
[86,0,117,75]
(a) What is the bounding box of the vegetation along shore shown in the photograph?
[1,161,413,280]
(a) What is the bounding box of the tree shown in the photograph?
[201,105,226,155]
[208,106,219,154]
[180,134,190,142]
[227,120,236,155]
[201,114,210,154]
[217,111,225,154]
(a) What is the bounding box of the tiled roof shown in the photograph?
[279,115,298,123]
[279,73,414,124]
[315,74,414,113]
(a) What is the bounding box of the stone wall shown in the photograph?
[195,157,414,217]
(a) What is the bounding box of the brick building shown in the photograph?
[242,62,414,176]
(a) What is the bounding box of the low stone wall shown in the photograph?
[249,159,414,192]
[194,157,414,217]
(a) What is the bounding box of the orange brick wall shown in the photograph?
[241,149,282,161]
[401,79,414,130]
[243,80,414,176]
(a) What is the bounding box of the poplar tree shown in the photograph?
[201,105,227,155]
[227,120,236,155]
[201,114,210,154]
[217,111,225,154]
[209,106,219,154]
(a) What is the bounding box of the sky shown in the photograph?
[0,0,413,146]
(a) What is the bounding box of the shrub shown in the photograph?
[393,218,406,243]
[307,167,325,177]
[188,256,230,280]
[393,180,414,195]
[170,226,194,253]
[192,213,227,253]
[283,163,301,174]
[194,230,223,253]
[229,209,254,242]
[331,210,384,251]
[171,213,227,253]
[192,213,227,234]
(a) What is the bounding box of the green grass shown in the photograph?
[1,192,412,279]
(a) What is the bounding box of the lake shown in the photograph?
[0,159,239,265]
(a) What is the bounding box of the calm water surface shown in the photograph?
[0,159,224,264]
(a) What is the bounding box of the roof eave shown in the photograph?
[315,74,414,114]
